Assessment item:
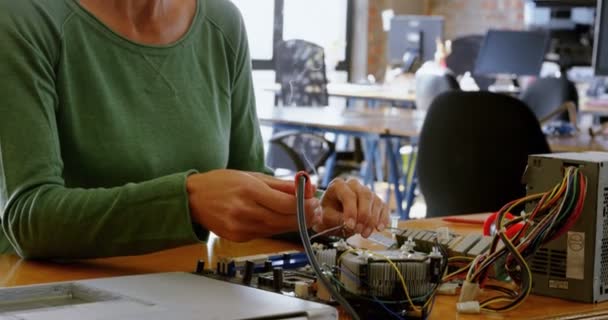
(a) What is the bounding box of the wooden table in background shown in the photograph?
[263,82,416,104]
[547,134,608,152]
[2,214,608,320]
[259,106,608,153]
[258,106,424,138]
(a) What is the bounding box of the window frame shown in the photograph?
[249,0,353,78]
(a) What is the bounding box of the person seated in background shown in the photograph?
[0,0,389,259]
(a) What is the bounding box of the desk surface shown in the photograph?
[578,96,608,116]
[547,134,608,152]
[264,82,416,103]
[2,214,607,320]
[258,106,425,137]
[258,106,608,153]
[326,83,416,103]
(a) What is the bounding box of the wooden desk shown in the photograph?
[2,215,608,320]
[547,134,608,152]
[259,106,608,153]
[258,106,424,138]
[578,96,608,117]
[264,82,416,104]
[325,83,415,104]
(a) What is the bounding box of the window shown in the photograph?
[283,0,348,66]
[230,0,352,73]
[230,0,275,60]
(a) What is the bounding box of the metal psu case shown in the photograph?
[524,152,608,303]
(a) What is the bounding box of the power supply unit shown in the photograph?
[524,152,608,303]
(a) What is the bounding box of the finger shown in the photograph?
[323,179,357,229]
[362,197,383,238]
[249,172,318,197]
[248,172,295,194]
[254,204,316,233]
[346,179,373,235]
[252,184,320,215]
[317,207,343,230]
[216,215,271,242]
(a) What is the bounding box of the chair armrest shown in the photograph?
[539,101,578,130]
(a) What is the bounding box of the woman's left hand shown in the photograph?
[314,178,389,238]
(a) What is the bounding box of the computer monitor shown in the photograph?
[474,29,550,77]
[387,15,444,67]
[593,0,608,75]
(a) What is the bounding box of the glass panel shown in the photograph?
[283,0,348,70]
[231,0,275,60]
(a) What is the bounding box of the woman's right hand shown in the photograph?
[186,169,319,242]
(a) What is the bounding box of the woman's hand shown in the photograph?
[186,169,319,242]
[248,173,389,238]
[315,178,389,238]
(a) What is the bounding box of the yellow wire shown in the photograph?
[470,167,576,312]
[480,297,517,308]
[442,264,471,281]
[449,256,474,262]
[340,249,440,310]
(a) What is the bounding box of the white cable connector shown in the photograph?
[458,280,480,302]
[437,282,459,295]
[457,301,481,314]
[400,236,416,253]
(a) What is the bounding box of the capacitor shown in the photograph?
[195,260,205,274]
[273,267,284,293]
[429,247,443,283]
[294,281,309,298]
[264,260,273,272]
[243,260,255,285]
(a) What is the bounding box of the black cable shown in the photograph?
[296,175,360,320]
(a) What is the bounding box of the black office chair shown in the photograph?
[445,34,494,90]
[415,72,460,111]
[417,91,551,217]
[266,40,339,177]
[519,77,579,123]
[267,131,335,173]
[274,39,328,106]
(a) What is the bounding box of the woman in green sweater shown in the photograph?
[0,0,389,258]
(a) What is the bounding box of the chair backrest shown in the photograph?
[519,77,579,122]
[417,91,551,217]
[275,40,328,106]
[445,34,494,90]
[266,131,334,173]
[415,72,460,111]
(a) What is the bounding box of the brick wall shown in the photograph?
[367,0,391,81]
[366,0,525,79]
[429,0,525,40]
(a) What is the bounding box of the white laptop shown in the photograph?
[0,272,337,320]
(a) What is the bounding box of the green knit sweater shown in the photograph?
[0,0,268,258]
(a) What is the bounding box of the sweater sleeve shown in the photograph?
[0,5,203,259]
[225,6,273,175]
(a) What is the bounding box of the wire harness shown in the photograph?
[451,166,587,313]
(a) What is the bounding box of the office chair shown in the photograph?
[266,40,331,175]
[414,72,460,111]
[267,131,335,174]
[445,34,494,90]
[417,91,550,217]
[274,39,328,106]
[519,77,579,124]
